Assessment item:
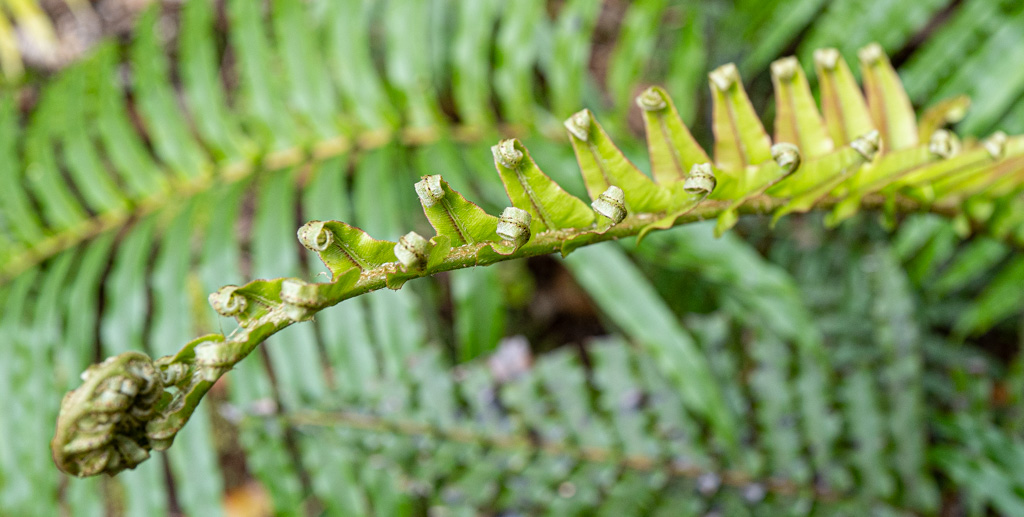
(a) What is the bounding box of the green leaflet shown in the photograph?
[327,0,399,130]
[209,271,361,329]
[985,196,1024,242]
[827,144,943,226]
[208,279,286,327]
[57,66,130,216]
[815,48,875,146]
[606,0,671,118]
[565,245,739,450]
[415,175,499,246]
[491,138,595,233]
[0,97,42,241]
[180,0,253,163]
[131,6,211,179]
[769,139,864,199]
[957,156,1024,202]
[92,44,170,199]
[637,86,712,184]
[298,220,398,280]
[953,256,1024,338]
[715,144,801,236]
[932,417,1024,517]
[634,195,707,244]
[710,63,774,174]
[664,9,706,125]
[410,173,529,263]
[24,86,88,229]
[917,95,970,142]
[931,238,1008,297]
[859,44,919,152]
[771,57,834,159]
[931,150,1024,203]
[565,109,672,213]
[896,146,1001,203]
[544,0,602,118]
[840,143,942,195]
[451,0,500,127]
[844,368,896,500]
[771,140,876,223]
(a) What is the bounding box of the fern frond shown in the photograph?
[763,213,1024,513]
[0,2,1013,513]
[53,44,1024,486]
[247,338,899,512]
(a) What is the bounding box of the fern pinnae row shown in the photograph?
[279,408,842,502]
[0,122,520,287]
[53,46,1024,482]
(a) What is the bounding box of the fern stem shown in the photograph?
[224,192,964,353]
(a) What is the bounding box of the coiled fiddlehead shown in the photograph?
[53,45,1024,476]
[52,337,224,476]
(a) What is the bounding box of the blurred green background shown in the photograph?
[1,0,1023,515]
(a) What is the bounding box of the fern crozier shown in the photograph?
[52,45,1024,479]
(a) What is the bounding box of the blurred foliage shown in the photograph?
[0,0,152,81]
[2,0,1024,515]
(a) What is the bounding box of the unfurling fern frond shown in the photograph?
[53,44,1024,485]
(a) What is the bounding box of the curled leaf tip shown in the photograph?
[415,175,444,207]
[564,109,592,141]
[592,185,627,224]
[194,341,233,382]
[813,48,840,70]
[683,163,717,195]
[636,87,667,111]
[771,143,802,172]
[209,285,246,317]
[497,207,531,249]
[928,129,960,159]
[770,57,799,81]
[493,139,523,169]
[709,63,739,91]
[984,131,1007,159]
[280,278,318,321]
[394,231,429,270]
[297,220,332,252]
[851,130,881,160]
[946,100,969,124]
[857,43,884,65]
